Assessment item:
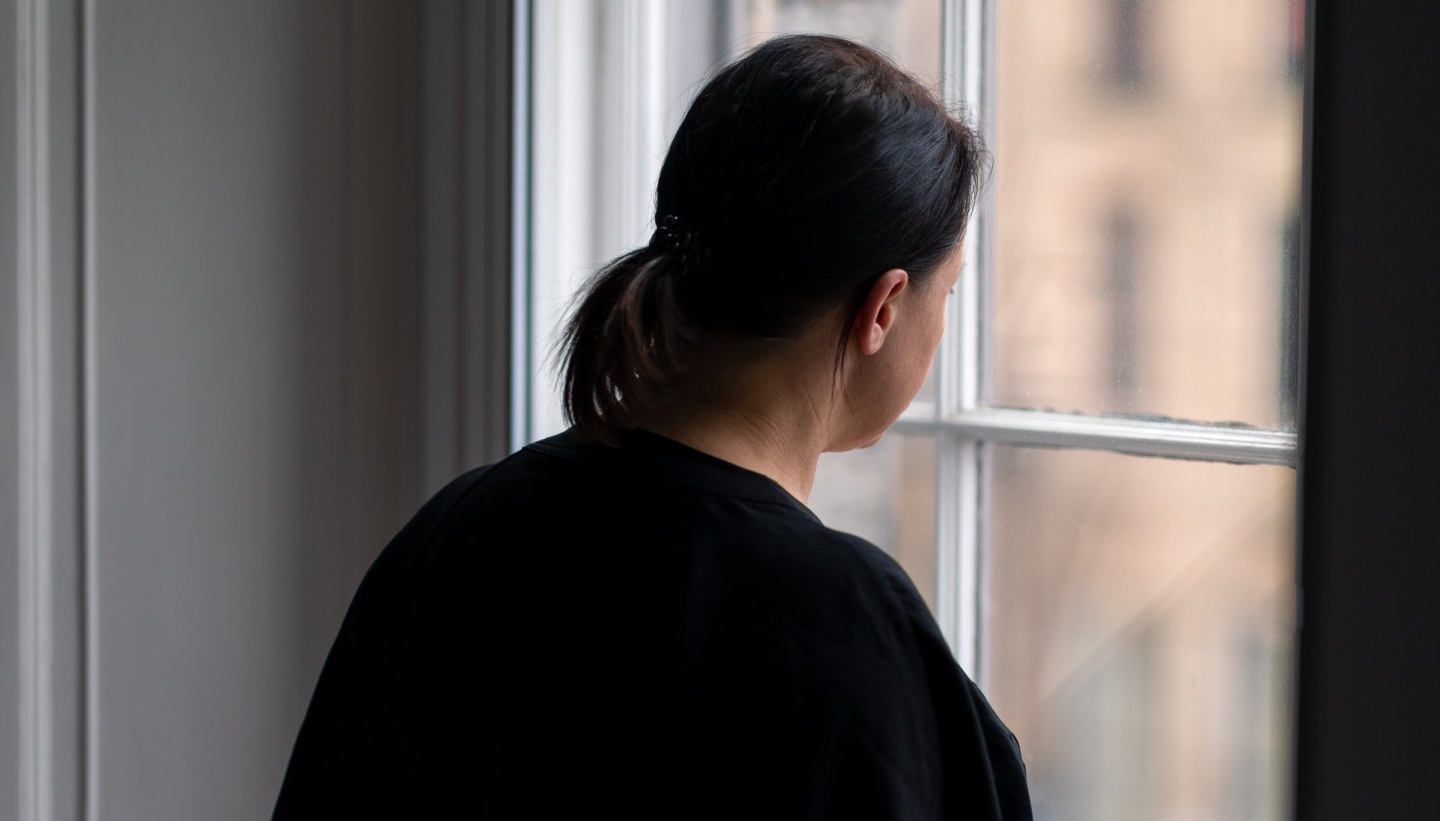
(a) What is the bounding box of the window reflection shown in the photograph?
[986,446,1295,821]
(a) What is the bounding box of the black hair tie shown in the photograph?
[649,215,701,270]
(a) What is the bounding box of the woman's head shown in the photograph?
[562,34,986,443]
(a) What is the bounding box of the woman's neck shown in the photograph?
[633,342,839,504]
[638,405,823,504]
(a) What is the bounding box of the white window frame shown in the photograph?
[911,0,1299,675]
[517,0,669,449]
[512,0,1302,678]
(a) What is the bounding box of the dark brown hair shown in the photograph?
[560,34,986,442]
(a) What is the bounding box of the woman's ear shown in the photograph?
[851,269,909,355]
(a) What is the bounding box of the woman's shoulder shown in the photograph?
[724,513,936,653]
[815,526,931,610]
[761,514,929,609]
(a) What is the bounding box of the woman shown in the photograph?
[276,34,1031,819]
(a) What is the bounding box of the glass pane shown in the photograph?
[985,446,1296,821]
[731,0,941,79]
[668,0,943,126]
[989,0,1305,429]
[808,434,938,611]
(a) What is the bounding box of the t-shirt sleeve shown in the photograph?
[272,465,495,818]
[782,531,1033,821]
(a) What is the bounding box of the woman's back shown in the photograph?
[274,429,1029,819]
[276,33,1031,818]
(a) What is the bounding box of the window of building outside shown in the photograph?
[523,1,1304,819]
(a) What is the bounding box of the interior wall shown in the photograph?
[88,1,422,816]
[2,0,21,811]
[6,1,434,817]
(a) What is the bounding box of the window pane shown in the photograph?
[808,434,938,611]
[668,0,943,124]
[985,445,1295,821]
[989,0,1305,429]
[732,0,941,78]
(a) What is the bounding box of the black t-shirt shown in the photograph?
[274,429,1032,819]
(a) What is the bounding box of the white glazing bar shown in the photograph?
[639,0,665,208]
[951,437,981,674]
[602,0,665,259]
[526,0,592,441]
[893,407,1299,466]
[933,429,961,652]
[973,0,997,407]
[931,0,961,652]
[941,0,983,418]
[931,0,987,670]
[959,0,993,680]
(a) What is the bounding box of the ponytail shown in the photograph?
[559,247,696,443]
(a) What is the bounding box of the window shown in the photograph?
[1107,0,1152,92]
[521,2,1304,817]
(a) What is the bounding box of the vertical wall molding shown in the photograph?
[420,0,516,493]
[13,1,86,818]
[80,0,97,816]
[16,3,56,818]
[14,2,436,815]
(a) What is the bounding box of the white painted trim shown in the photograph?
[935,0,960,663]
[524,0,582,442]
[972,0,997,408]
[951,0,986,415]
[934,435,983,674]
[953,438,982,674]
[524,0,667,442]
[932,0,989,672]
[608,0,665,259]
[958,0,989,677]
[638,0,666,225]
[934,430,961,653]
[894,407,1299,466]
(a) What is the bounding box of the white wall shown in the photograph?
[88,2,425,816]
[1,1,497,817]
